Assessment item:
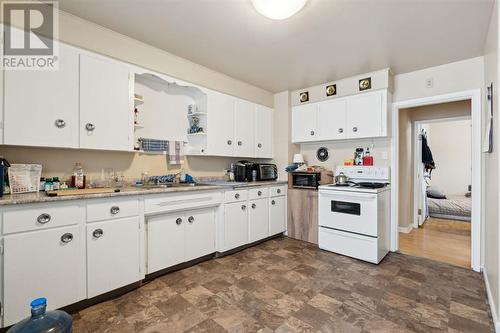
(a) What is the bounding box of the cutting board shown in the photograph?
[46,188,120,197]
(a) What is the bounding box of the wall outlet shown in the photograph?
[425,78,433,88]
[382,151,389,160]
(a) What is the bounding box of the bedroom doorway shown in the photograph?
[399,116,472,268]
[391,90,481,270]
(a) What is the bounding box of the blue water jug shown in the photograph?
[7,298,72,333]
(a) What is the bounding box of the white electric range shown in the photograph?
[318,166,391,264]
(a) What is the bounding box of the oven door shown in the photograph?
[318,190,378,237]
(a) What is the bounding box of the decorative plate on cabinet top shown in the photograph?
[299,91,309,103]
[326,84,336,96]
[359,77,372,91]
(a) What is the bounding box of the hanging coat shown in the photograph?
[421,135,435,173]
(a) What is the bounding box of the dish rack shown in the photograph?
[8,164,42,194]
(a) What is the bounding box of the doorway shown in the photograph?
[399,115,472,268]
[390,89,482,271]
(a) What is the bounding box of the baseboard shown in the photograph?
[398,225,413,233]
[483,269,500,332]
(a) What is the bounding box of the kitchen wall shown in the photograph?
[299,139,391,171]
[273,91,300,180]
[482,0,500,329]
[427,119,472,196]
[0,9,277,181]
[397,100,471,228]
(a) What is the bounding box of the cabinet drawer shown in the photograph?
[248,187,269,200]
[86,197,139,222]
[224,189,248,203]
[270,185,287,197]
[3,203,81,234]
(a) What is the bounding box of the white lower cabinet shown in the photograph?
[223,201,249,250]
[3,226,84,326]
[270,196,286,235]
[147,208,216,274]
[86,217,141,298]
[249,198,269,243]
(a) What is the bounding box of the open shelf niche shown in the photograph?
[133,72,208,155]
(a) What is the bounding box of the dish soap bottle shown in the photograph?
[71,162,86,189]
[7,298,72,333]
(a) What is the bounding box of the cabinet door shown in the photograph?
[270,196,286,235]
[317,99,347,140]
[3,226,83,326]
[87,217,140,298]
[346,91,383,139]
[80,54,132,151]
[292,104,318,142]
[248,198,269,243]
[185,208,216,262]
[147,213,185,273]
[255,105,273,158]
[207,91,235,156]
[4,44,79,148]
[234,99,255,157]
[224,202,248,250]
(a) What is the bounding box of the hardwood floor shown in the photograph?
[399,218,471,268]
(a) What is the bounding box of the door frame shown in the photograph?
[391,89,482,272]
[412,116,472,229]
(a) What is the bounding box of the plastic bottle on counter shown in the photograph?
[71,162,86,189]
[44,178,53,191]
[363,147,374,166]
[52,177,60,190]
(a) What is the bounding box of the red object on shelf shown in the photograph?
[363,156,374,166]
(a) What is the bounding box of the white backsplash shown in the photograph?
[299,138,391,173]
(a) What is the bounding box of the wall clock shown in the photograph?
[316,147,329,162]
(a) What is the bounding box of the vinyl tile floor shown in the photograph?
[73,236,495,333]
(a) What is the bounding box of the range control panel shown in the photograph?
[335,166,390,181]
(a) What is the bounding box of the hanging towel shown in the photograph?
[168,141,184,165]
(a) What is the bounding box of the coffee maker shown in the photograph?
[234,160,256,182]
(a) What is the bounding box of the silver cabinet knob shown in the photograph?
[251,203,256,209]
[176,218,183,225]
[235,193,240,199]
[92,229,103,238]
[257,190,262,196]
[310,130,315,136]
[110,206,120,215]
[37,213,51,224]
[188,216,194,223]
[277,189,281,194]
[61,233,73,243]
[257,143,262,148]
[237,141,242,146]
[227,140,232,145]
[86,123,95,131]
[271,200,276,205]
[352,127,358,132]
[338,128,344,133]
[241,205,246,210]
[54,119,66,128]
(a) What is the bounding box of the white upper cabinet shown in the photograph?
[317,99,347,140]
[255,105,273,158]
[292,103,318,143]
[4,44,79,148]
[346,90,385,139]
[207,90,235,156]
[292,89,387,143]
[80,54,132,151]
[234,99,255,157]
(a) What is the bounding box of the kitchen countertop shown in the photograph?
[0,180,288,206]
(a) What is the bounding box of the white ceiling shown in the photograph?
[59,0,494,93]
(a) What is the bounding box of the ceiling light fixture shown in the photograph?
[251,0,308,20]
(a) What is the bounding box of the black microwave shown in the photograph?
[291,172,321,189]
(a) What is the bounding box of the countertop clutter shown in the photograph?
[0,180,288,206]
